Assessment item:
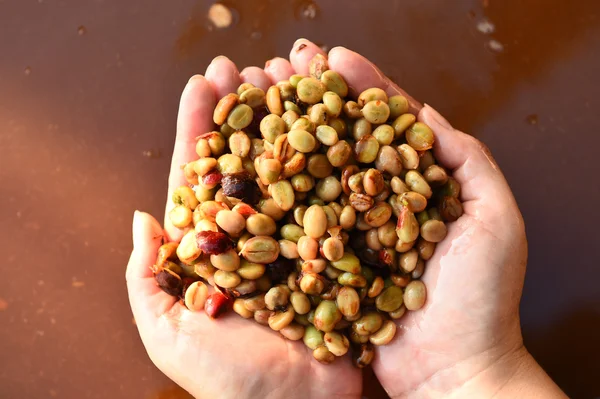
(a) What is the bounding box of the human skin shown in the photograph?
[126,39,566,399]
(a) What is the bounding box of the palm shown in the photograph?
[144,301,360,399]
[374,206,527,396]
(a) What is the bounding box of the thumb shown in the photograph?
[126,211,176,328]
[126,210,164,282]
[419,104,513,206]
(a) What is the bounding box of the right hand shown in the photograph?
[285,39,565,399]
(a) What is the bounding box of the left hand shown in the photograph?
[126,47,362,399]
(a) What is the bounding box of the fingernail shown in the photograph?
[293,38,307,46]
[187,74,204,84]
[424,103,453,130]
[211,55,227,63]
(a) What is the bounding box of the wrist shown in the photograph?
[445,346,566,399]
[389,343,565,399]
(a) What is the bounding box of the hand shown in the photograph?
[285,41,564,398]
[125,51,361,399]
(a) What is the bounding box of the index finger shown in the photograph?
[164,75,216,241]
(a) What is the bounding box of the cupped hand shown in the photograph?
[125,54,361,399]
[286,41,530,398]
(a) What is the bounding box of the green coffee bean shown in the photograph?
[214,270,242,288]
[246,213,277,236]
[277,80,295,101]
[375,286,404,312]
[363,169,384,197]
[322,205,338,228]
[344,101,363,119]
[260,114,286,143]
[406,122,435,151]
[288,129,317,153]
[284,101,302,115]
[358,88,388,107]
[268,306,295,331]
[355,135,379,164]
[420,219,447,243]
[375,145,403,176]
[257,158,282,185]
[313,300,342,332]
[388,95,409,119]
[440,196,463,222]
[362,100,391,124]
[337,272,367,287]
[352,117,372,141]
[316,125,339,146]
[324,331,350,356]
[270,180,295,211]
[423,164,448,186]
[280,224,306,243]
[315,176,342,202]
[210,249,240,272]
[419,150,436,172]
[398,143,420,170]
[391,113,417,139]
[369,319,397,346]
[308,104,329,126]
[299,272,325,295]
[291,173,315,192]
[303,205,327,239]
[377,221,397,247]
[237,260,266,280]
[330,253,361,274]
[404,280,427,310]
[320,70,348,97]
[336,287,360,317]
[372,124,395,145]
[307,154,334,178]
[327,141,353,167]
[398,191,428,213]
[352,312,383,336]
[297,77,326,104]
[213,93,239,125]
[266,85,283,116]
[227,104,253,130]
[364,202,392,227]
[396,207,420,243]
[322,91,343,117]
[239,87,266,108]
[328,117,347,139]
[405,170,432,199]
[240,236,280,264]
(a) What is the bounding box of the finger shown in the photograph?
[327,46,422,114]
[205,56,242,99]
[419,104,513,205]
[126,211,164,281]
[165,75,216,242]
[126,211,176,326]
[289,38,327,75]
[264,57,295,84]
[240,66,271,91]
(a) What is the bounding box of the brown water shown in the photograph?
[1,0,599,398]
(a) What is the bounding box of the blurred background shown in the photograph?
[1,0,599,398]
